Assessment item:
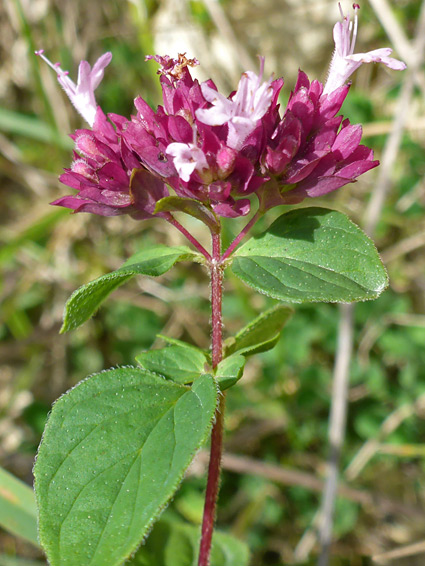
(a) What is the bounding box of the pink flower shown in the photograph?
[323,3,406,95]
[196,58,274,150]
[166,142,210,183]
[41,37,405,223]
[35,50,112,126]
[123,55,268,218]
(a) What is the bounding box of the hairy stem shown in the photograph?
[210,233,223,368]
[167,215,212,261]
[198,395,226,566]
[198,231,225,566]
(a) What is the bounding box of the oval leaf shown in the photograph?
[232,207,388,303]
[34,369,217,566]
[156,335,210,360]
[61,245,201,332]
[215,354,246,391]
[135,344,209,385]
[224,304,293,357]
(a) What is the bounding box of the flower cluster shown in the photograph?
[37,4,406,223]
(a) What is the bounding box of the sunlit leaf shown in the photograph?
[34,368,217,566]
[232,207,388,303]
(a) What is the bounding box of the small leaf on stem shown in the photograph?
[215,354,246,390]
[136,344,209,385]
[224,304,293,357]
[129,517,250,566]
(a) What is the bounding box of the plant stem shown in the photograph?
[198,231,225,566]
[167,215,212,261]
[210,233,223,368]
[198,394,226,566]
[221,210,262,261]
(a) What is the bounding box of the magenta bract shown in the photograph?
[38,9,405,223]
[259,71,379,208]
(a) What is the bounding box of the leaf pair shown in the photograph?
[33,304,295,566]
[60,208,388,337]
[136,303,293,391]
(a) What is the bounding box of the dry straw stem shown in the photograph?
[373,540,425,564]
[380,230,425,264]
[296,1,425,564]
[192,451,424,520]
[362,117,425,138]
[200,0,255,72]
[368,0,425,95]
[344,392,425,481]
[316,303,354,566]
[358,313,425,366]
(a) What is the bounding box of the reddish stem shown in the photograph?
[220,210,262,262]
[167,215,212,261]
[210,233,223,368]
[198,232,225,566]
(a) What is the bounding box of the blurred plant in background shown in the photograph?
[1,1,425,565]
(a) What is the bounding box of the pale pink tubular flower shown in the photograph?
[166,142,209,183]
[196,57,274,150]
[323,3,406,95]
[35,50,112,126]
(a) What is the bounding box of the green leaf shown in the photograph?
[0,467,38,547]
[0,209,67,266]
[135,344,209,385]
[0,555,45,566]
[127,520,170,565]
[131,519,250,566]
[0,107,72,149]
[61,245,201,332]
[215,354,245,390]
[165,524,250,566]
[232,207,388,303]
[34,368,217,566]
[155,196,220,233]
[156,335,209,358]
[224,304,293,357]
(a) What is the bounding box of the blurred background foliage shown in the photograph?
[1,0,425,564]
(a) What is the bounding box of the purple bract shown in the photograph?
[36,5,406,221]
